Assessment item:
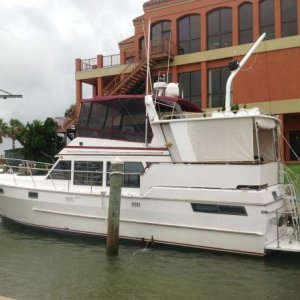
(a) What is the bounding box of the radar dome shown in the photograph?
[165,83,179,98]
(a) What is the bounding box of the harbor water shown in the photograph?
[0,218,300,300]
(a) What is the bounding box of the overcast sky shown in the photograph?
[0,0,146,124]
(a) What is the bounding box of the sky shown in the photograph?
[0,0,146,124]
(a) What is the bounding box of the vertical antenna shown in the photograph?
[146,19,151,96]
[145,19,151,146]
[166,31,172,84]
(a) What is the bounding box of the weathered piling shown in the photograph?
[106,160,123,256]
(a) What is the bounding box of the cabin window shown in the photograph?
[260,0,275,40]
[281,0,298,37]
[74,161,103,186]
[47,161,71,180]
[28,192,38,199]
[106,162,143,188]
[208,66,231,108]
[178,71,201,108]
[239,3,253,44]
[207,8,232,49]
[191,203,247,216]
[76,98,153,143]
[178,14,201,54]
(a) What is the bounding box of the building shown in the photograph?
[75,0,300,161]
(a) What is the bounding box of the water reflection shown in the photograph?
[0,218,300,300]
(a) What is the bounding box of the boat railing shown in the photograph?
[160,111,209,120]
[0,158,142,193]
[266,210,300,248]
[0,158,53,189]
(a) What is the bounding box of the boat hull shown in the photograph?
[0,184,286,256]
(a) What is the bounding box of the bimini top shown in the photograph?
[76,95,200,143]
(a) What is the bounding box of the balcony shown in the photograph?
[77,38,175,72]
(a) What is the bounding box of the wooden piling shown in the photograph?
[106,160,123,256]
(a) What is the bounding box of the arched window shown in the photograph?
[178,14,201,55]
[207,8,232,50]
[239,3,253,44]
[260,0,274,40]
[281,0,298,37]
[151,21,171,40]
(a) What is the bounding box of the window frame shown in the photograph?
[281,0,298,37]
[106,161,144,188]
[73,161,103,186]
[191,203,248,216]
[178,70,201,108]
[207,8,232,50]
[47,160,71,181]
[208,66,231,108]
[238,2,253,44]
[178,14,201,55]
[259,0,275,40]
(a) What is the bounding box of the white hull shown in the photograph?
[0,180,287,256]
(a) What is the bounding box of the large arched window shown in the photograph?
[281,0,298,37]
[239,3,253,44]
[260,0,274,40]
[151,21,171,40]
[207,8,232,50]
[178,14,201,55]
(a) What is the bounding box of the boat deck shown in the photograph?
[265,229,300,253]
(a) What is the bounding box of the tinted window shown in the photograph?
[191,203,247,216]
[74,161,103,186]
[239,3,253,44]
[48,161,71,180]
[208,67,230,108]
[281,0,298,37]
[179,71,201,108]
[218,205,247,216]
[151,21,171,40]
[207,8,232,49]
[76,98,153,143]
[260,0,275,40]
[106,162,143,188]
[178,15,201,54]
[191,203,219,213]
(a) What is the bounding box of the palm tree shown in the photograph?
[64,104,76,119]
[0,119,7,144]
[6,119,23,149]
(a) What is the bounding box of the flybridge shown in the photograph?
[76,95,200,143]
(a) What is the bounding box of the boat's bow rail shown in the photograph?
[0,158,53,176]
[0,157,145,194]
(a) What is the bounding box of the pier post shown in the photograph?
[106,160,123,256]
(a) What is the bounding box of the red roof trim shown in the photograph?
[65,145,168,151]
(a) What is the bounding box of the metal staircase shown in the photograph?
[103,38,174,96]
[103,58,156,96]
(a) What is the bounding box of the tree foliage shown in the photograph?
[17,118,64,162]
[0,119,7,144]
[6,119,24,149]
[64,104,76,119]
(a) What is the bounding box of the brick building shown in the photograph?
[75,0,300,161]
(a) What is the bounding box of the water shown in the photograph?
[0,218,300,300]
